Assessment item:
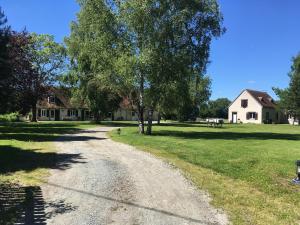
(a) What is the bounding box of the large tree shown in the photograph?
[67,0,224,133]
[274,54,300,124]
[120,0,224,133]
[8,31,37,114]
[65,0,129,122]
[0,9,35,114]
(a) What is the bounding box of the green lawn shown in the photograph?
[110,123,300,225]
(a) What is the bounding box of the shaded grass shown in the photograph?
[110,123,300,225]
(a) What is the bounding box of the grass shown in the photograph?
[0,121,97,185]
[110,122,300,225]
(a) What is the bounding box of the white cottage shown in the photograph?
[36,88,91,121]
[228,89,280,124]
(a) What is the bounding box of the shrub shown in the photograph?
[0,112,20,122]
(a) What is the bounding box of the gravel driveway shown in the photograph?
[42,127,229,225]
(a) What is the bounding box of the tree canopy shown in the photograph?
[273,53,300,123]
[199,98,231,119]
[67,0,224,133]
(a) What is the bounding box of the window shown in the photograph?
[41,109,47,117]
[68,109,78,117]
[241,99,248,108]
[49,96,55,103]
[247,112,257,120]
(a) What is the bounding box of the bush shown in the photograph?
[0,112,20,122]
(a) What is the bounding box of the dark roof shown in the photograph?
[119,97,138,110]
[37,87,88,109]
[246,89,276,108]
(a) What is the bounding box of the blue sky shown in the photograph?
[1,0,300,100]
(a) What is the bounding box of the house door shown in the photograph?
[55,110,60,121]
[50,110,55,121]
[81,109,84,121]
[232,112,237,123]
[266,112,270,124]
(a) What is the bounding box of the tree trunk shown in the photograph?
[157,111,161,125]
[146,109,153,135]
[95,111,101,123]
[139,107,144,134]
[111,112,114,121]
[139,72,145,134]
[31,104,38,122]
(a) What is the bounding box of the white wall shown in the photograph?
[114,109,159,121]
[60,109,82,121]
[37,108,84,121]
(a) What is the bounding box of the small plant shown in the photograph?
[0,112,20,122]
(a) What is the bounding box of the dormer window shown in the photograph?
[49,96,55,104]
[241,99,248,108]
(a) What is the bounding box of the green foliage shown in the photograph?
[23,33,67,121]
[66,0,127,119]
[200,98,231,118]
[0,7,13,114]
[0,112,20,122]
[86,79,122,119]
[29,33,66,84]
[120,0,223,122]
[273,54,300,120]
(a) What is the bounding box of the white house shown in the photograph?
[228,89,282,124]
[36,88,159,122]
[36,88,91,121]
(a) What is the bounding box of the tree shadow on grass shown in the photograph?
[0,146,86,175]
[100,121,139,127]
[0,133,106,142]
[157,122,207,128]
[0,123,82,135]
[152,130,300,141]
[0,122,109,142]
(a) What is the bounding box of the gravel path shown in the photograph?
[42,127,229,225]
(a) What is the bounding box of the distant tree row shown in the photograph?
[0,8,66,121]
[199,98,231,119]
